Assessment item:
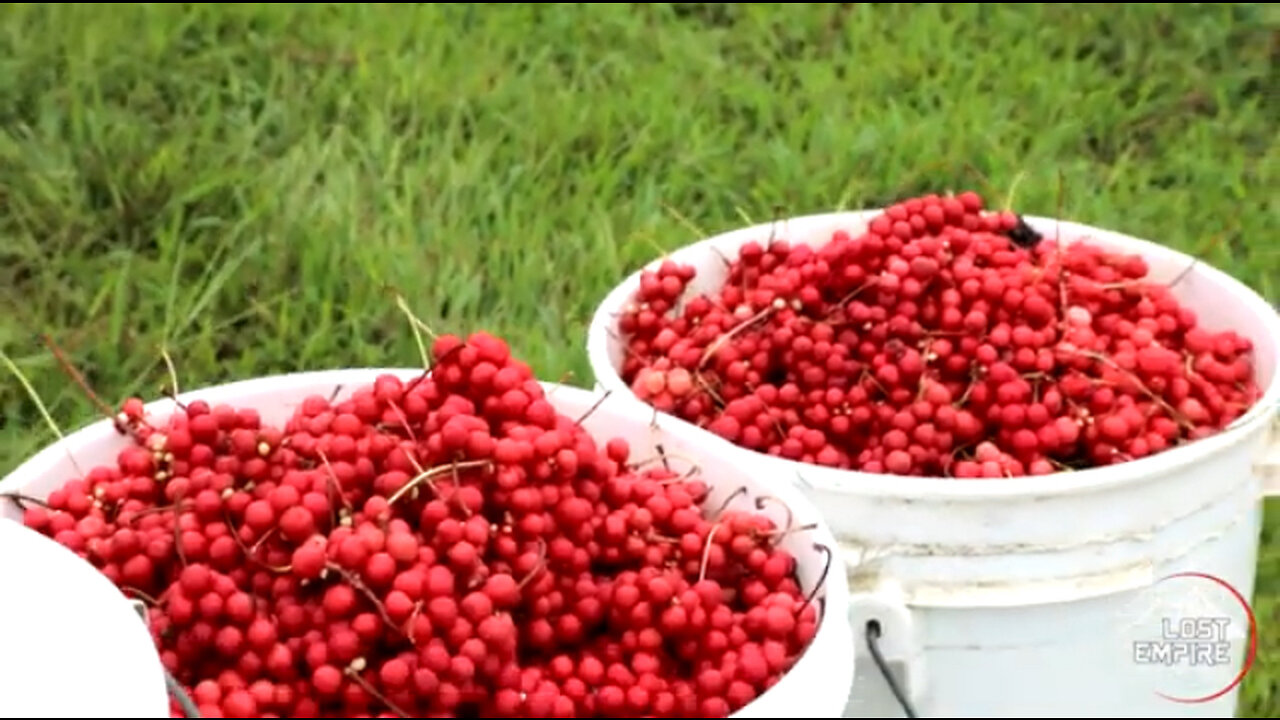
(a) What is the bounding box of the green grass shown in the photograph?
[0,1,1275,714]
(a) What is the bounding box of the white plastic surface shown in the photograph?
[586,211,1280,717]
[1258,418,1280,497]
[0,519,171,719]
[0,371,855,719]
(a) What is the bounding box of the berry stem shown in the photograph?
[223,508,288,573]
[249,526,278,556]
[628,450,700,478]
[344,665,410,718]
[516,538,548,591]
[801,542,832,614]
[0,491,50,509]
[710,245,733,269]
[316,448,356,517]
[823,277,880,323]
[173,497,187,567]
[387,459,493,507]
[327,564,403,636]
[574,390,614,427]
[694,371,727,410]
[762,522,820,541]
[384,401,419,444]
[121,501,189,525]
[710,485,748,518]
[753,495,794,533]
[1064,348,1194,429]
[654,441,671,471]
[697,523,723,583]
[1166,254,1203,290]
[698,306,776,370]
[122,585,161,606]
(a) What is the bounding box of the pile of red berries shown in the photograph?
[15,333,822,718]
[618,191,1261,478]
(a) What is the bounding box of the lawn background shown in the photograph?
[0,2,1275,715]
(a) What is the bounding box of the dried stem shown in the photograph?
[574,390,613,427]
[628,449,701,478]
[328,563,403,634]
[697,523,723,583]
[173,494,187,567]
[698,306,776,370]
[316,448,356,516]
[384,401,419,445]
[762,521,820,541]
[449,463,473,518]
[121,501,188,525]
[710,485,748,518]
[654,441,671,472]
[710,246,733,268]
[0,491,51,509]
[249,526,279,556]
[222,508,289,573]
[753,495,794,534]
[1166,253,1203,290]
[387,459,492,507]
[823,278,880,323]
[694,371,727,410]
[801,542,832,614]
[1062,348,1193,429]
[344,665,410,718]
[122,585,161,606]
[516,538,548,591]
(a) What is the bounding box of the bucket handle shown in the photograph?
[130,600,202,718]
[848,580,924,718]
[1257,417,1280,498]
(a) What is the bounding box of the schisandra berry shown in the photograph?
[24,331,825,718]
[617,191,1261,478]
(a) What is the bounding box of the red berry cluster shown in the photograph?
[17,333,822,718]
[618,191,1261,478]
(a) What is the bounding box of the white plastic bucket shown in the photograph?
[586,211,1280,718]
[0,519,172,718]
[0,369,855,718]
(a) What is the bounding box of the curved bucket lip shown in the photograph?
[1,368,854,718]
[587,210,1280,501]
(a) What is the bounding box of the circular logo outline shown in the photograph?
[1151,571,1258,704]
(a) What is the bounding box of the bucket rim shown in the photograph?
[586,209,1280,500]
